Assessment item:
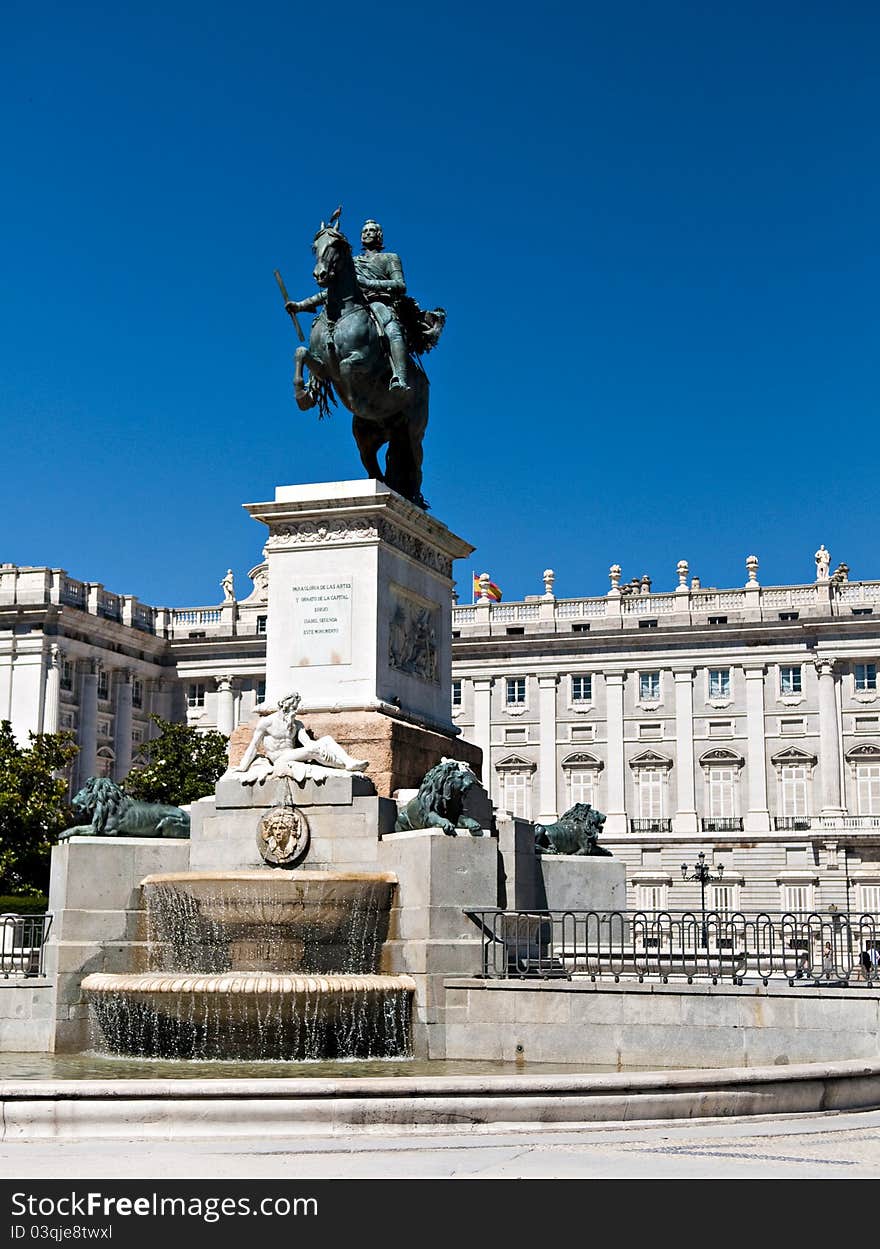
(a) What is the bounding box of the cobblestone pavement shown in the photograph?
[3,1109,880,1178]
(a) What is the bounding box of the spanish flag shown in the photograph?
[473,572,503,602]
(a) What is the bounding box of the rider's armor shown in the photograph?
[353,249,410,393]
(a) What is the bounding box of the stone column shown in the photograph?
[43,644,62,734]
[816,657,844,815]
[217,675,236,737]
[537,674,559,823]
[605,672,626,834]
[673,668,698,832]
[744,665,770,832]
[147,677,172,725]
[113,668,133,780]
[0,640,14,722]
[77,660,99,785]
[473,678,493,798]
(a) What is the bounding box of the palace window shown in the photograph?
[856,764,880,817]
[132,679,143,709]
[566,769,595,806]
[639,768,664,820]
[708,721,733,738]
[95,748,115,780]
[780,765,809,816]
[639,672,660,702]
[187,683,206,709]
[452,680,462,707]
[708,669,731,699]
[570,674,592,703]
[60,660,73,692]
[636,883,668,912]
[709,884,739,919]
[859,884,880,914]
[780,718,804,735]
[639,723,662,741]
[782,884,813,915]
[706,767,736,819]
[500,770,530,820]
[256,615,268,635]
[505,678,526,706]
[780,666,802,696]
[97,669,109,700]
[563,754,602,807]
[256,679,266,703]
[855,664,878,692]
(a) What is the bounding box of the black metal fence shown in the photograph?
[464,909,880,986]
[0,913,52,978]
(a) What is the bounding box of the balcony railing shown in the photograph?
[701,817,744,832]
[1,913,52,978]
[774,815,813,831]
[629,818,672,833]
[465,908,880,985]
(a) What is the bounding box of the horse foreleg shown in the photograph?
[294,346,321,411]
[353,417,386,483]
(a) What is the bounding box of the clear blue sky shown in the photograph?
[3,1,878,607]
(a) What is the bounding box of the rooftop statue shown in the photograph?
[276,209,445,511]
[232,691,369,785]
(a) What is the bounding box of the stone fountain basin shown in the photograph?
[81,971,417,1061]
[81,971,415,996]
[140,870,399,973]
[141,870,399,929]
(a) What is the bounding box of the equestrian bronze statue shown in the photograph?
[276,210,445,510]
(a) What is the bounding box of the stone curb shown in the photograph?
[3,1059,879,1138]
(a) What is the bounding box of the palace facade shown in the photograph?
[3,553,880,914]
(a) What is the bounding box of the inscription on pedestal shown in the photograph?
[291,578,353,666]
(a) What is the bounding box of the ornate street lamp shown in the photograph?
[681,851,724,948]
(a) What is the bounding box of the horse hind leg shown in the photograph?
[385,393,428,508]
[353,417,386,483]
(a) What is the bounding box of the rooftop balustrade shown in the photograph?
[452,579,880,635]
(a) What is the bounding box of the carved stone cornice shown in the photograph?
[263,515,454,578]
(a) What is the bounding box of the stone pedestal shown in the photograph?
[189,775,397,873]
[240,480,482,797]
[228,709,482,797]
[245,480,473,732]
[45,837,190,1052]
[378,829,501,1057]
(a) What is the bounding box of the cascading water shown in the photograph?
[82,871,415,1060]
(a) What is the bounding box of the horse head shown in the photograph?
[312,222,353,289]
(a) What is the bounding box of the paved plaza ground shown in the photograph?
[3,1109,880,1180]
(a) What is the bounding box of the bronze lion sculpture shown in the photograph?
[535,803,612,856]
[394,758,483,836]
[60,776,191,839]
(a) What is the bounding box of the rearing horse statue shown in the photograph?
[285,217,443,510]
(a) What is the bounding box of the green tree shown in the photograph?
[124,716,228,805]
[0,721,79,896]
